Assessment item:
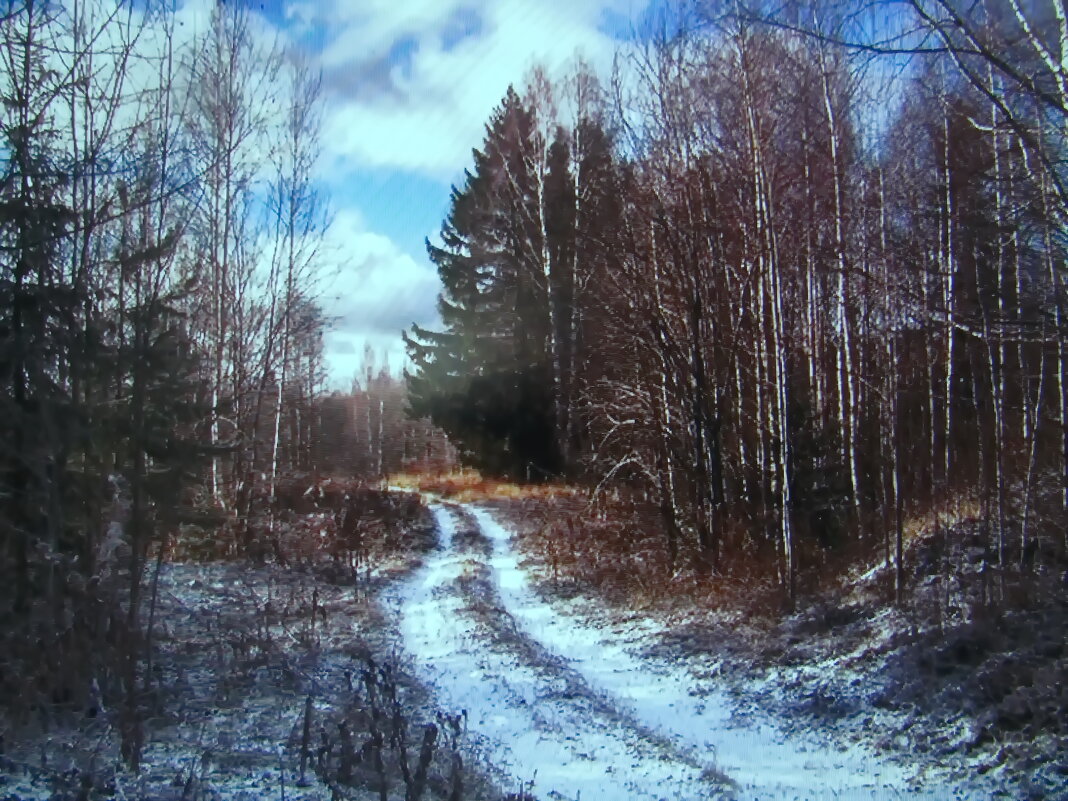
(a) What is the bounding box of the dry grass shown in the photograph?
[841,493,985,591]
[494,493,783,623]
[393,470,991,625]
[171,477,434,571]
[498,489,989,625]
[390,468,578,504]
[902,494,984,548]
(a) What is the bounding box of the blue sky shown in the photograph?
[209,0,657,388]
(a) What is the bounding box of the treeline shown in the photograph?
[316,355,458,479]
[405,2,1068,605]
[0,1,331,763]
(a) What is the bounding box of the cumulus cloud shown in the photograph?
[319,209,441,386]
[306,0,639,179]
[295,0,648,387]
[66,0,641,390]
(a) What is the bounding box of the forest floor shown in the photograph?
[1,485,1062,800]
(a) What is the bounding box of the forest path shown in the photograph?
[389,503,970,801]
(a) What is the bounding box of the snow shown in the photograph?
[390,505,723,801]
[392,502,990,801]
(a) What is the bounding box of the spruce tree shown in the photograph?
[405,87,559,479]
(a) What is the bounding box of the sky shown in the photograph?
[213,0,656,390]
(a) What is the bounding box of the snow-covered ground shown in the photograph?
[390,505,721,800]
[392,503,990,801]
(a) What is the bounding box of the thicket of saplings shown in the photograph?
[0,475,518,800]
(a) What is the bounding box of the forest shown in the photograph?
[1,0,1066,799]
[400,3,1068,792]
[405,2,1068,607]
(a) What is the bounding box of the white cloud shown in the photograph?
[316,0,461,68]
[319,209,441,387]
[310,0,640,179]
[298,0,648,386]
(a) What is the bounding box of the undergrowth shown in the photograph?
[0,477,513,801]
[390,470,576,505]
[483,486,1068,799]
[492,494,782,620]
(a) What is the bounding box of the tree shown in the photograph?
[407,73,622,481]
[187,0,279,507]
[406,86,559,479]
[0,0,331,763]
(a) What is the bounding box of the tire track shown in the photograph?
[389,503,730,801]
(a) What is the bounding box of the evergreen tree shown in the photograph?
[406,77,623,481]
[405,87,559,479]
